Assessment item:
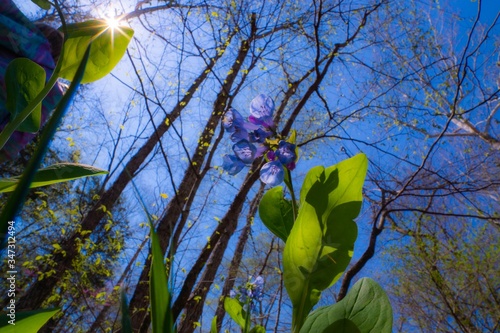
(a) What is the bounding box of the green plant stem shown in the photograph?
[0,44,91,246]
[284,168,298,221]
[244,298,251,333]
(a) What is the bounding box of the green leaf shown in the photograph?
[31,0,51,10]
[121,291,132,333]
[59,20,134,83]
[0,308,60,332]
[299,278,393,333]
[0,163,108,193]
[224,297,247,329]
[210,316,218,333]
[283,154,368,331]
[150,225,173,333]
[5,58,46,133]
[249,325,266,333]
[258,186,294,241]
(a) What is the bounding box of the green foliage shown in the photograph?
[224,296,267,333]
[0,11,133,332]
[149,224,174,333]
[300,278,393,333]
[31,0,51,10]
[0,308,60,332]
[0,163,107,193]
[0,15,134,245]
[210,316,218,333]
[283,153,368,331]
[258,186,294,241]
[224,297,247,329]
[5,58,45,133]
[387,219,500,332]
[249,325,266,333]
[59,20,134,83]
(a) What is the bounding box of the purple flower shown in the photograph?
[221,95,297,181]
[233,140,256,164]
[255,144,268,158]
[251,276,264,302]
[230,125,249,142]
[222,154,245,175]
[275,140,297,165]
[249,94,275,129]
[260,161,284,186]
[222,108,245,132]
[249,127,272,143]
[230,276,265,309]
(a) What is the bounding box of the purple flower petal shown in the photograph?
[255,144,268,158]
[275,140,296,165]
[249,128,272,143]
[230,124,249,142]
[222,155,245,175]
[249,94,275,128]
[286,161,296,171]
[233,140,257,164]
[222,108,245,132]
[260,161,284,186]
[267,150,276,161]
[248,115,275,129]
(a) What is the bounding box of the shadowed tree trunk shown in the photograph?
[129,16,258,331]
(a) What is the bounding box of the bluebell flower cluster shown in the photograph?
[230,275,264,310]
[222,94,297,186]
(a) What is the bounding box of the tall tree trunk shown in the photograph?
[16,40,229,311]
[129,21,257,331]
[177,165,261,333]
[214,184,264,331]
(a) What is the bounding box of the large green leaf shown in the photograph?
[149,225,173,333]
[5,58,46,133]
[258,186,294,241]
[59,20,134,83]
[283,154,368,331]
[224,297,247,329]
[0,308,60,332]
[300,278,393,333]
[31,0,51,10]
[0,163,108,193]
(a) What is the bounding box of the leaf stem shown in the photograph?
[284,168,298,221]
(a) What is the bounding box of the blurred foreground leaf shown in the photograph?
[0,163,108,193]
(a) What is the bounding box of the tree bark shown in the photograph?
[129,23,256,331]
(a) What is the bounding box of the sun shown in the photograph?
[105,16,121,30]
